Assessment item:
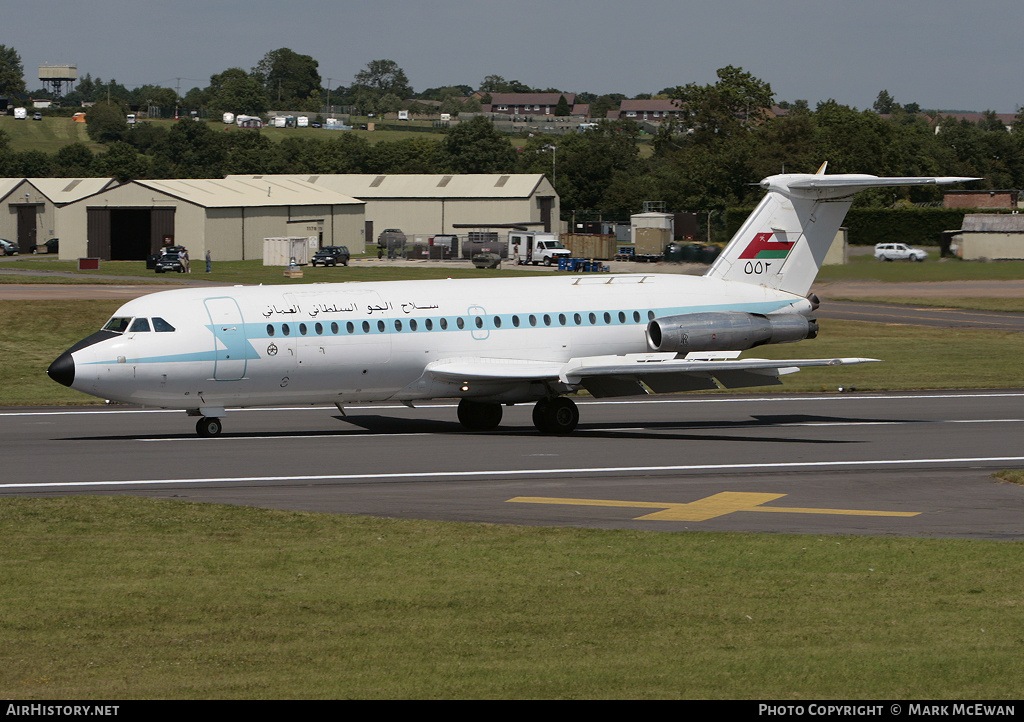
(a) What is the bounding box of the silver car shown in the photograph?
[874,242,928,262]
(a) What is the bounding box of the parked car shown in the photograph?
[32,112,43,121]
[154,246,190,273]
[311,245,350,267]
[874,242,928,262]
[34,238,59,254]
[0,239,19,256]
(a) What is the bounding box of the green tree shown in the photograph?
[85,102,129,144]
[436,116,515,174]
[354,59,412,102]
[554,95,571,117]
[873,90,899,114]
[94,142,150,183]
[0,45,26,96]
[668,65,774,143]
[52,143,97,177]
[206,68,268,117]
[156,119,227,178]
[253,48,321,106]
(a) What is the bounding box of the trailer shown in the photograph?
[629,212,674,262]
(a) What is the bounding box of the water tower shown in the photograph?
[39,64,78,99]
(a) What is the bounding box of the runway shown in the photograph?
[3,391,1023,539]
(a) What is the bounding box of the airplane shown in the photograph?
[47,168,978,437]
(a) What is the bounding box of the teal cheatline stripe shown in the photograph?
[754,250,791,259]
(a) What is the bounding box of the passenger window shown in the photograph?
[493,316,501,328]
[558,314,566,326]
[394,320,403,332]
[440,318,448,330]
[574,313,581,325]
[282,324,291,336]
[410,319,418,331]
[456,317,465,329]
[267,324,275,337]
[152,317,176,332]
[589,313,596,324]
[425,319,433,331]
[314,323,323,335]
[331,322,339,334]
[129,318,150,332]
[475,317,483,329]
[512,315,520,327]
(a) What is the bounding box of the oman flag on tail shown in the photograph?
[739,232,794,260]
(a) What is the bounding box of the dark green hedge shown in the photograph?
[725,206,979,246]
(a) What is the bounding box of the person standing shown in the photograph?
[205,250,212,273]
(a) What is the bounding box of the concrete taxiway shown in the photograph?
[3,391,1022,539]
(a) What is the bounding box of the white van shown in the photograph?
[509,232,571,266]
[14,107,27,120]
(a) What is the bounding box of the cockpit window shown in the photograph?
[129,318,151,333]
[103,317,132,333]
[152,317,176,332]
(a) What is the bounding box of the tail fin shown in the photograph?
[705,169,979,297]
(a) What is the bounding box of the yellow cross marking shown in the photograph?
[508,492,921,522]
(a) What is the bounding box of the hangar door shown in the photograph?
[86,207,176,260]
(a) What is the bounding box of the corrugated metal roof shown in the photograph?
[132,177,364,208]
[28,177,118,203]
[228,174,550,199]
[961,214,1024,232]
[1,177,118,204]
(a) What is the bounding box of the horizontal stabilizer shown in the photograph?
[783,175,981,192]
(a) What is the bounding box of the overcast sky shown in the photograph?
[7,0,1022,113]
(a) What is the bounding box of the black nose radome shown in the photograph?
[47,351,75,388]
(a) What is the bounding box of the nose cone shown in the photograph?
[47,351,76,388]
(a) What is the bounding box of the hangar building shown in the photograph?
[57,177,365,261]
[1,178,117,252]
[227,174,560,242]
[951,214,1024,260]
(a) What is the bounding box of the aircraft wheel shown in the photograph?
[196,416,223,438]
[457,399,503,431]
[533,397,579,435]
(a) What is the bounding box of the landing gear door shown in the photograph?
[204,297,249,380]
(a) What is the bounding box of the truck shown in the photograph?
[14,107,27,119]
[508,231,572,266]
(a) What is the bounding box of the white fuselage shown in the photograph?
[63,273,809,412]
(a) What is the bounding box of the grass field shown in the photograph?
[0,114,449,154]
[2,496,1023,699]
[0,115,102,154]
[3,260,1023,699]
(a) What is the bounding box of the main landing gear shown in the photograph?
[457,397,579,435]
[196,416,223,438]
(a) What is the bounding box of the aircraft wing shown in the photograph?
[426,354,879,398]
